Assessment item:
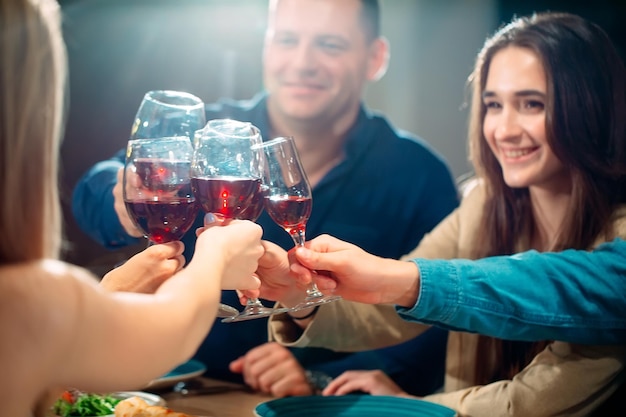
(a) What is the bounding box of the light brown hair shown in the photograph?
[0,0,67,264]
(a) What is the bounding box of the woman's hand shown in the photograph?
[100,241,185,293]
[291,234,421,306]
[194,214,264,290]
[322,370,413,398]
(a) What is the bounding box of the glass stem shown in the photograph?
[290,228,324,299]
[305,283,325,299]
[247,297,264,307]
[290,228,306,248]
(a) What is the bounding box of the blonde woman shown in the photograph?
[0,1,263,416]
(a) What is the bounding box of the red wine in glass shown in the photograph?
[124,137,196,244]
[264,195,312,238]
[125,198,198,244]
[191,176,261,219]
[238,182,266,222]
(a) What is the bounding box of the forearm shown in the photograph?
[63,267,220,390]
[269,300,427,351]
[72,156,139,248]
[401,240,626,344]
[384,258,421,307]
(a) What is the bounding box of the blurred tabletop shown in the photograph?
[151,377,273,417]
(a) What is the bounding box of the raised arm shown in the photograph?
[1,220,263,397]
[403,238,626,344]
[291,236,626,344]
[71,149,142,249]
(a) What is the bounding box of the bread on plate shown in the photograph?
[114,396,194,417]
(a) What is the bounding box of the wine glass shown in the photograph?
[130,90,206,141]
[124,90,205,242]
[124,91,205,243]
[123,137,198,244]
[255,136,341,311]
[191,119,290,322]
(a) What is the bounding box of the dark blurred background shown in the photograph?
[57,0,626,272]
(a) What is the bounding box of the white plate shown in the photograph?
[143,359,207,390]
[111,391,165,406]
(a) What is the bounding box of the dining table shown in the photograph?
[147,376,274,417]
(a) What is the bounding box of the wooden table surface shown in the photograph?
[152,377,273,417]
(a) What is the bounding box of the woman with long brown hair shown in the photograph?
[461,8,626,387]
[260,12,626,416]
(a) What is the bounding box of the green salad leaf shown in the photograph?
[52,390,122,417]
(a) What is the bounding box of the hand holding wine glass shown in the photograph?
[255,136,341,311]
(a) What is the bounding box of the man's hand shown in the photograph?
[322,370,413,398]
[113,167,143,237]
[291,234,421,307]
[194,214,263,291]
[229,342,313,397]
[248,241,313,307]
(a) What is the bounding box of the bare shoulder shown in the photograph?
[0,259,96,296]
[0,261,99,399]
[0,260,97,344]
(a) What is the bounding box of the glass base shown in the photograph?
[216,303,239,318]
[290,294,341,312]
[221,305,291,323]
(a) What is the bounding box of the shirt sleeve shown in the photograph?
[71,150,141,249]
[398,239,626,344]
[269,300,428,351]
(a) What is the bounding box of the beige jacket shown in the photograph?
[269,182,626,417]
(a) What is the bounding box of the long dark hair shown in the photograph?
[466,12,626,384]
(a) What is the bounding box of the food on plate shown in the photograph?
[114,396,195,417]
[52,389,121,416]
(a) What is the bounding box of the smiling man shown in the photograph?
[72,0,459,397]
